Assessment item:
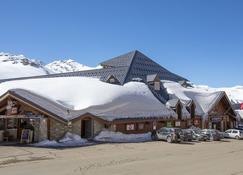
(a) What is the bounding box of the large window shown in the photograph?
[126,124,135,131]
[0,119,4,130]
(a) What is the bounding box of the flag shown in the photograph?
[240,103,243,110]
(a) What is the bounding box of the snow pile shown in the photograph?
[46,59,100,73]
[0,52,52,79]
[34,132,88,147]
[94,130,152,143]
[0,77,177,120]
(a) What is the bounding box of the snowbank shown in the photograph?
[94,130,152,143]
[33,132,88,147]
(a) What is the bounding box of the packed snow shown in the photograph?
[46,59,101,73]
[162,80,225,117]
[33,132,88,147]
[94,130,152,143]
[0,52,52,79]
[194,85,243,104]
[0,77,177,120]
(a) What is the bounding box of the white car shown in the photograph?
[224,129,243,140]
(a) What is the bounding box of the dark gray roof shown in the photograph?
[100,50,136,67]
[0,50,187,84]
[147,74,158,82]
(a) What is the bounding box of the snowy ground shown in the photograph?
[1,140,243,175]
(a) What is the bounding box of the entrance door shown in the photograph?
[81,119,92,138]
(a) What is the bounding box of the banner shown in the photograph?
[240,103,243,110]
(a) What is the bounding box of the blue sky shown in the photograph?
[0,0,242,87]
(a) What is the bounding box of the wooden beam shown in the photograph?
[0,106,6,113]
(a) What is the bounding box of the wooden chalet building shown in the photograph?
[0,50,237,143]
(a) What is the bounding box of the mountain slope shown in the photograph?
[46,59,99,73]
[0,52,52,79]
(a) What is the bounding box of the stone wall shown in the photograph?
[72,120,81,136]
[38,117,48,141]
[49,118,68,140]
[93,119,104,136]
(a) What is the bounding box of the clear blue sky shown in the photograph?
[0,0,242,87]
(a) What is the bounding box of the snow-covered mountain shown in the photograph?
[0,52,52,79]
[46,59,99,73]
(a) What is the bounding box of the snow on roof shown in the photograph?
[0,77,177,121]
[162,80,224,117]
[166,99,191,119]
[235,110,243,120]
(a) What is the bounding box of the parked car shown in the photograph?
[217,130,225,139]
[152,127,182,143]
[181,129,193,142]
[224,129,243,140]
[201,129,221,141]
[187,129,208,141]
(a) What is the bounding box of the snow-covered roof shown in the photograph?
[235,110,243,120]
[166,99,191,119]
[0,77,177,121]
[162,80,227,118]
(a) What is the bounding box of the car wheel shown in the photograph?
[167,136,172,143]
[235,136,240,140]
[151,134,158,141]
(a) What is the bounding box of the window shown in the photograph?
[126,124,135,131]
[232,130,238,134]
[109,78,115,83]
[138,123,144,130]
[7,119,17,129]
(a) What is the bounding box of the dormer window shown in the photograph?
[147,74,161,91]
[105,75,121,85]
[109,78,115,83]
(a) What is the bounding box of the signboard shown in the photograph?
[126,124,135,131]
[211,117,222,123]
[20,129,33,144]
[166,122,172,128]
[194,119,199,125]
[152,121,157,130]
[240,103,243,110]
[175,121,181,127]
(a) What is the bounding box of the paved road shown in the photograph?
[0,140,243,175]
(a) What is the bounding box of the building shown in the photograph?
[0,50,237,143]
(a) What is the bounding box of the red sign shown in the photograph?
[240,103,243,110]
